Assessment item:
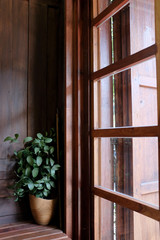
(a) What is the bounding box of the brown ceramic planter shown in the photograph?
[29,194,57,225]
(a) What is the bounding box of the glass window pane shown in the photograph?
[94,137,159,206]
[130,0,155,55]
[94,196,160,240]
[94,58,157,128]
[92,0,111,18]
[93,1,155,72]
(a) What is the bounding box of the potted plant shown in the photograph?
[4,128,60,225]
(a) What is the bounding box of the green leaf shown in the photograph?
[14,151,18,156]
[44,166,50,173]
[27,156,34,166]
[18,188,24,193]
[50,158,54,166]
[36,180,44,184]
[45,138,52,143]
[32,168,39,178]
[4,136,12,142]
[50,181,55,188]
[46,158,49,165]
[23,136,33,144]
[25,166,31,176]
[17,150,23,159]
[34,139,40,144]
[51,167,55,177]
[28,182,34,190]
[53,164,60,170]
[36,156,42,166]
[46,182,51,190]
[43,189,49,197]
[34,147,40,154]
[44,146,49,151]
[37,133,43,139]
[50,147,54,154]
[37,184,43,190]
[15,133,19,139]
[17,167,22,173]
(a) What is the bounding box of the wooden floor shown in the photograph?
[0,222,71,240]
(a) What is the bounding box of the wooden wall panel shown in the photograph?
[0,0,28,224]
[47,7,59,130]
[0,0,63,225]
[28,2,47,136]
[28,2,61,136]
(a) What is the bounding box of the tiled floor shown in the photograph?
[0,222,71,240]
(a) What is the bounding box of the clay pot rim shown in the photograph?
[29,194,57,201]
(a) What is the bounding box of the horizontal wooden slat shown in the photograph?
[141,181,159,195]
[0,222,69,240]
[0,222,38,233]
[92,126,159,138]
[91,0,129,27]
[0,226,58,239]
[91,44,157,81]
[24,232,68,240]
[93,186,160,221]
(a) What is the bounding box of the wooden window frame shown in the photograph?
[64,0,90,239]
[91,0,160,236]
[65,0,160,239]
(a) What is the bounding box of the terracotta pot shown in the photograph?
[29,194,57,225]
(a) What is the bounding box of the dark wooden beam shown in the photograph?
[92,126,159,138]
[91,0,129,27]
[91,44,157,81]
[93,186,160,221]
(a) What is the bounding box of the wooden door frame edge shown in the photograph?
[64,0,91,239]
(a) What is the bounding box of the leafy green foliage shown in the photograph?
[4,128,60,201]
[4,133,19,143]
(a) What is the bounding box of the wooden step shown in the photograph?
[0,222,71,240]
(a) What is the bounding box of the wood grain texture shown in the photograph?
[93,186,160,221]
[0,222,69,240]
[64,0,73,237]
[92,126,159,138]
[91,44,157,81]
[46,7,59,130]
[28,2,47,136]
[0,0,28,158]
[72,0,80,238]
[30,0,60,7]
[0,0,28,224]
[0,159,15,180]
[0,215,24,226]
[79,0,90,239]
[92,0,129,27]
[0,0,63,225]
[0,198,22,217]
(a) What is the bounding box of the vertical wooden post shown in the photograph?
[65,0,90,238]
[56,110,62,229]
[155,0,160,217]
[64,0,73,237]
